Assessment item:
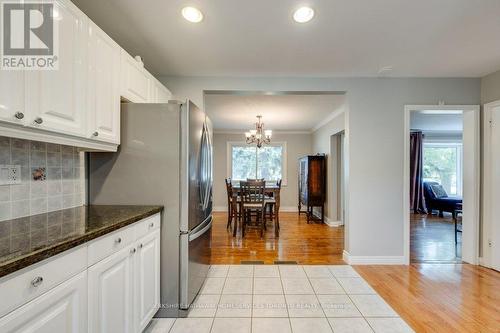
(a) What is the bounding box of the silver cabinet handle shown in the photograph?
[31,276,43,287]
[149,222,154,228]
[115,237,122,244]
[14,112,24,119]
[34,117,43,124]
[92,131,99,137]
[130,248,136,254]
[139,243,143,249]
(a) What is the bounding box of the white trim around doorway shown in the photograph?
[403,105,480,265]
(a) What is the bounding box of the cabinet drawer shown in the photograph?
[87,225,135,266]
[134,213,161,240]
[0,246,87,318]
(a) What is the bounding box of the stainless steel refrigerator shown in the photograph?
[88,100,213,317]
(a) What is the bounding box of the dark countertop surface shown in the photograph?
[0,205,163,279]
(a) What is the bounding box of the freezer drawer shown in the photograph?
[179,216,212,310]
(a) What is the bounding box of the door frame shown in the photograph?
[403,104,480,265]
[482,100,500,269]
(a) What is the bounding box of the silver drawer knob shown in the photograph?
[139,243,143,249]
[92,131,99,137]
[115,237,122,244]
[130,248,136,254]
[14,112,24,119]
[149,223,154,228]
[34,117,43,124]
[31,276,43,287]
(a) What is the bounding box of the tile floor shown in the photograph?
[144,265,414,333]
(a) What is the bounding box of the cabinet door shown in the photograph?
[120,50,150,103]
[88,244,135,333]
[0,71,26,125]
[135,230,160,332]
[0,271,87,333]
[27,0,87,137]
[88,22,121,144]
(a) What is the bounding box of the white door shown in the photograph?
[484,101,500,271]
[135,230,161,332]
[0,271,87,333]
[0,71,26,125]
[88,244,135,333]
[27,0,87,137]
[88,22,121,143]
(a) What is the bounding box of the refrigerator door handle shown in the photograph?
[202,124,211,211]
[189,215,212,242]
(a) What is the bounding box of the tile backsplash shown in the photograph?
[0,137,86,221]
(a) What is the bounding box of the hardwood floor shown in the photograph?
[210,211,344,264]
[356,264,500,333]
[411,213,461,263]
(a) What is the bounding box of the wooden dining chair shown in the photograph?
[224,178,239,231]
[265,179,282,237]
[240,180,266,238]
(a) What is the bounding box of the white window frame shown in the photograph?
[422,141,463,196]
[227,141,288,186]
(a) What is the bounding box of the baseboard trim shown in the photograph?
[343,250,406,265]
[213,206,227,212]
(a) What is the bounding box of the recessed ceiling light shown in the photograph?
[293,7,314,23]
[182,6,203,23]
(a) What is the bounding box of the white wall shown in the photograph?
[481,69,500,104]
[160,75,480,261]
[212,132,312,211]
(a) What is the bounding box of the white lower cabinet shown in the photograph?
[0,271,87,333]
[135,231,161,332]
[88,244,135,333]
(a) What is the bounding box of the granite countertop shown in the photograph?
[0,205,163,278]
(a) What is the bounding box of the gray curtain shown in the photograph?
[410,131,426,213]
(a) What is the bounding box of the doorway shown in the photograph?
[403,105,480,265]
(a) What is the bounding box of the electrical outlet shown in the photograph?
[0,165,21,185]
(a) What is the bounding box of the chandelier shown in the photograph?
[245,115,272,148]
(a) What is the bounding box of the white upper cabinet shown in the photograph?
[26,0,88,137]
[0,71,26,126]
[120,51,151,103]
[88,22,121,144]
[150,75,172,103]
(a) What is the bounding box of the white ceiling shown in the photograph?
[72,0,500,78]
[204,93,346,131]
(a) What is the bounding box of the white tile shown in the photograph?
[228,265,254,278]
[253,294,288,317]
[327,318,374,333]
[223,278,253,294]
[254,265,280,278]
[200,278,225,294]
[290,318,333,333]
[303,265,334,278]
[310,278,345,294]
[317,294,362,317]
[188,294,220,317]
[143,318,176,333]
[285,294,324,318]
[366,318,415,333]
[216,294,252,317]
[349,295,399,317]
[208,265,229,278]
[252,318,291,333]
[279,265,307,278]
[328,265,360,278]
[169,318,213,333]
[254,278,283,294]
[281,278,314,294]
[211,318,251,333]
[337,278,376,294]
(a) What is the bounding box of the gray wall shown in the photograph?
[481,69,500,104]
[160,75,481,259]
[212,132,312,210]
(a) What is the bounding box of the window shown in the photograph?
[423,142,463,196]
[228,142,287,184]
